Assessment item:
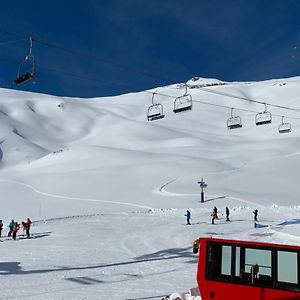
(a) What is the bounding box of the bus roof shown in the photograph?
[199,236,300,250]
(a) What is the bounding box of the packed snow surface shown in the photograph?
[1,77,300,299]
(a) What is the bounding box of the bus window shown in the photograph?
[206,243,232,282]
[244,248,272,286]
[221,245,232,275]
[245,248,271,275]
[235,247,241,277]
[278,251,298,285]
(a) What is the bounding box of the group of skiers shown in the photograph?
[211,206,231,224]
[0,218,32,240]
[185,207,259,225]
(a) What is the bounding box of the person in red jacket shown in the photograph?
[12,222,20,240]
[25,218,32,238]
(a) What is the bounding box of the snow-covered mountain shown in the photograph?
[1,77,300,220]
[1,77,300,299]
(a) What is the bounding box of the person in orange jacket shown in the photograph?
[12,222,20,240]
[193,238,200,254]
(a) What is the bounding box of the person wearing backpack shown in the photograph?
[8,220,15,237]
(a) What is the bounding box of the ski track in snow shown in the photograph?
[156,178,263,208]
[2,177,298,245]
[0,177,154,211]
[226,196,265,208]
[156,179,300,242]
[154,178,199,197]
[269,228,300,242]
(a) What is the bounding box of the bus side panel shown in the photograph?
[196,238,300,300]
[198,280,300,300]
[263,289,300,300]
[198,281,260,300]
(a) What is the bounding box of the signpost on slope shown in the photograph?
[197,178,207,203]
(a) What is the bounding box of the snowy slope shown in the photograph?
[1,77,300,299]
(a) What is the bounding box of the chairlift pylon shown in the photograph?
[227,108,242,129]
[14,37,36,85]
[255,103,272,125]
[278,116,291,134]
[173,83,192,113]
[147,92,165,121]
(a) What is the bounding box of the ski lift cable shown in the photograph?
[0,28,25,39]
[2,53,300,120]
[1,28,300,114]
[144,89,300,120]
[40,66,130,88]
[35,39,300,112]
[32,39,171,83]
[0,38,27,46]
[0,43,299,119]
[145,86,300,114]
[145,88,300,120]
[0,50,135,89]
[2,51,298,121]
[0,28,299,112]
[0,29,171,83]
[145,82,300,114]
[194,98,300,120]
[0,52,167,92]
[197,86,300,112]
[143,83,300,114]
[0,40,294,119]
[192,99,300,120]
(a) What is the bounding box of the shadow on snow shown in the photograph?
[0,246,197,276]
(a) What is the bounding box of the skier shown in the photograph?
[253,209,258,222]
[8,220,15,237]
[185,210,191,225]
[21,222,27,236]
[211,208,218,224]
[213,206,218,219]
[12,222,20,240]
[226,207,230,222]
[0,219,3,237]
[25,218,32,238]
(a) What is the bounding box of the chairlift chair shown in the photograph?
[278,116,291,134]
[255,103,272,125]
[14,37,36,85]
[147,93,165,121]
[227,108,242,129]
[173,84,192,113]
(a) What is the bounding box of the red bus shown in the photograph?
[195,237,300,300]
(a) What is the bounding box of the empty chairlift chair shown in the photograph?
[227,108,242,129]
[147,93,165,121]
[278,116,292,134]
[14,37,36,85]
[173,84,192,113]
[255,103,272,125]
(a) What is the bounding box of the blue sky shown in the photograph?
[0,0,300,97]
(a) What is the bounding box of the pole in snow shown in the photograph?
[197,178,207,203]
